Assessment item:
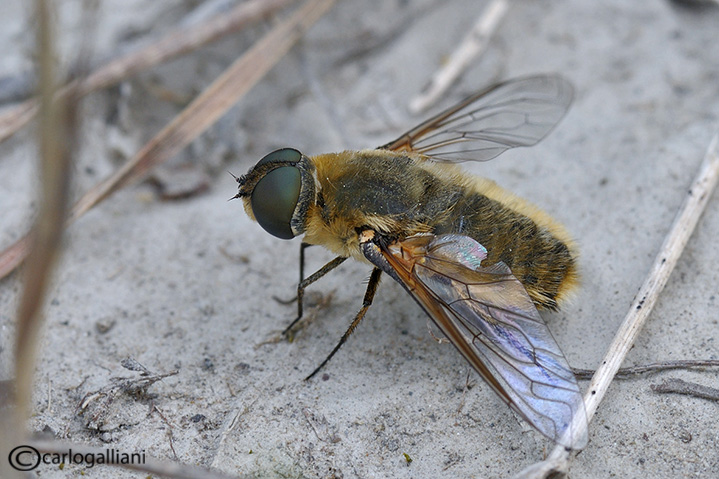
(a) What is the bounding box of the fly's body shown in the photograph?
[234,75,588,449]
[302,149,577,309]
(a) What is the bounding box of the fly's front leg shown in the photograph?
[281,246,347,336]
[273,242,312,305]
[305,267,382,380]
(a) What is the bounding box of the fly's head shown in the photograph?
[233,148,317,239]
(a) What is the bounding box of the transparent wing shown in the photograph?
[379,75,573,162]
[373,233,587,449]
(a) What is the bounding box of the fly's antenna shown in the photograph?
[228,171,241,183]
[228,171,247,200]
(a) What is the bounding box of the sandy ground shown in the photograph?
[1,0,718,478]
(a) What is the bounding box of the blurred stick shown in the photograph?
[3,3,80,479]
[408,0,509,113]
[14,0,77,424]
[0,0,299,144]
[0,0,336,280]
[513,130,719,479]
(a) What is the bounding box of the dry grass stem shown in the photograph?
[651,378,719,401]
[572,359,719,380]
[0,0,336,281]
[0,0,299,144]
[13,0,78,429]
[408,0,509,113]
[512,130,719,478]
[2,2,81,479]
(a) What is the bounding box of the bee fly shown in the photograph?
[232,75,587,449]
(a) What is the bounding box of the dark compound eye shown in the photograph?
[250,165,301,239]
[256,147,302,167]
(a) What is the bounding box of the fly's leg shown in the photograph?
[274,242,312,305]
[305,267,382,380]
[281,248,347,336]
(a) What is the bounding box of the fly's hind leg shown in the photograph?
[279,243,348,336]
[305,267,382,380]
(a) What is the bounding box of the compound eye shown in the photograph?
[250,166,301,239]
[256,147,302,166]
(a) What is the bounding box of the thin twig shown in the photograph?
[0,0,337,280]
[153,404,179,460]
[651,378,719,401]
[0,0,299,145]
[78,368,179,431]
[13,0,78,435]
[512,131,719,479]
[572,359,719,380]
[408,0,509,113]
[2,3,81,479]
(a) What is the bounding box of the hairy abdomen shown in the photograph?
[309,150,578,309]
[433,190,577,310]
